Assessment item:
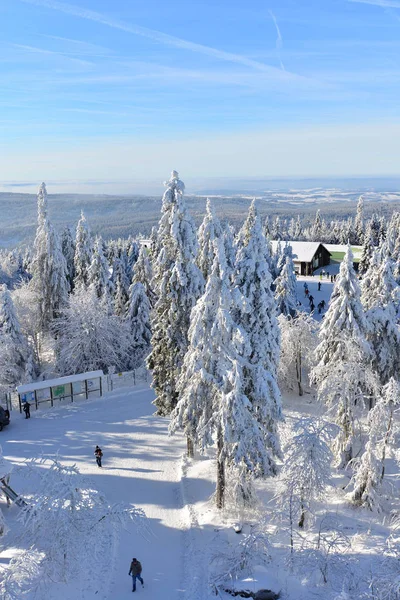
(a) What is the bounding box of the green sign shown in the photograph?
[53,385,65,398]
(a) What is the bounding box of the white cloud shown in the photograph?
[348,0,400,8]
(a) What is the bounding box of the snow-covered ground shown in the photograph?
[1,378,398,600]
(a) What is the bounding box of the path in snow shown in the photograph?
[0,384,209,600]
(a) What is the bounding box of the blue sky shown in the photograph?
[1,0,400,191]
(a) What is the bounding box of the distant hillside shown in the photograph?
[1,186,400,248]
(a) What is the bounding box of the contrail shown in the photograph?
[268,10,285,71]
[348,0,400,8]
[21,0,304,79]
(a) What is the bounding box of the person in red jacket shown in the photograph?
[129,558,144,592]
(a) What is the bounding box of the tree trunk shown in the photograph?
[216,426,225,509]
[296,350,303,396]
[381,409,393,481]
[187,436,194,458]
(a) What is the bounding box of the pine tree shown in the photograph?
[61,227,75,292]
[147,171,204,416]
[112,257,130,317]
[274,256,297,318]
[125,281,151,370]
[358,229,375,276]
[73,211,93,289]
[361,254,400,385]
[0,284,33,390]
[30,182,69,331]
[132,245,156,307]
[197,198,223,281]
[87,236,110,300]
[232,200,283,474]
[311,246,372,466]
[354,196,365,245]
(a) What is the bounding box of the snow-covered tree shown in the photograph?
[112,257,130,317]
[311,210,323,241]
[30,182,69,330]
[358,230,375,277]
[54,287,131,374]
[132,245,156,308]
[197,198,223,281]
[87,236,110,300]
[278,312,317,396]
[361,254,400,385]
[125,281,151,370]
[0,284,33,390]
[73,211,93,289]
[354,195,364,245]
[147,171,204,416]
[277,418,333,535]
[274,255,297,318]
[294,215,302,240]
[232,200,282,474]
[60,227,75,291]
[311,246,373,466]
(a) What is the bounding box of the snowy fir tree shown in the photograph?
[311,246,373,466]
[112,256,130,317]
[311,209,323,241]
[294,215,302,240]
[361,254,400,385]
[30,182,69,331]
[278,312,317,396]
[358,230,375,276]
[87,236,110,300]
[347,382,398,510]
[232,200,283,474]
[0,284,33,390]
[125,280,151,370]
[277,418,333,531]
[60,227,75,291]
[354,195,365,245]
[131,244,156,308]
[196,198,223,281]
[170,237,234,459]
[73,211,93,289]
[54,287,131,374]
[274,255,297,318]
[147,171,204,416]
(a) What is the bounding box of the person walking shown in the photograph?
[308,294,314,304]
[23,401,30,419]
[129,558,144,592]
[318,281,321,291]
[310,301,315,312]
[305,288,309,299]
[94,445,103,468]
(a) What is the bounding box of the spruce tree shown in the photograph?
[197,198,223,281]
[132,245,156,308]
[125,281,151,371]
[358,229,375,276]
[30,182,69,331]
[274,255,298,318]
[354,195,365,245]
[232,200,283,473]
[87,236,110,300]
[112,257,130,317]
[311,246,372,466]
[74,211,93,289]
[61,227,75,292]
[147,171,204,416]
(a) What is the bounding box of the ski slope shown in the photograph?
[0,384,213,600]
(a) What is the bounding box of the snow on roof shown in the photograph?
[324,244,363,259]
[17,370,104,394]
[270,241,330,263]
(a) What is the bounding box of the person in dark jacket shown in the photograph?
[94,445,103,468]
[23,402,30,419]
[129,558,144,592]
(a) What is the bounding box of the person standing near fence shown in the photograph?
[23,402,30,419]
